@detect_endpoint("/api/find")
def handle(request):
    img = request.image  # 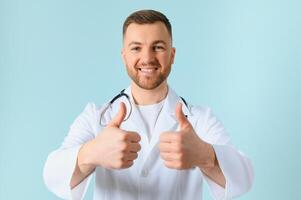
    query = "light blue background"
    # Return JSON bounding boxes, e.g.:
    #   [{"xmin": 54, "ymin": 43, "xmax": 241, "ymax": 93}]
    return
[{"xmin": 1, "ymin": 0, "xmax": 300, "ymax": 199}]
